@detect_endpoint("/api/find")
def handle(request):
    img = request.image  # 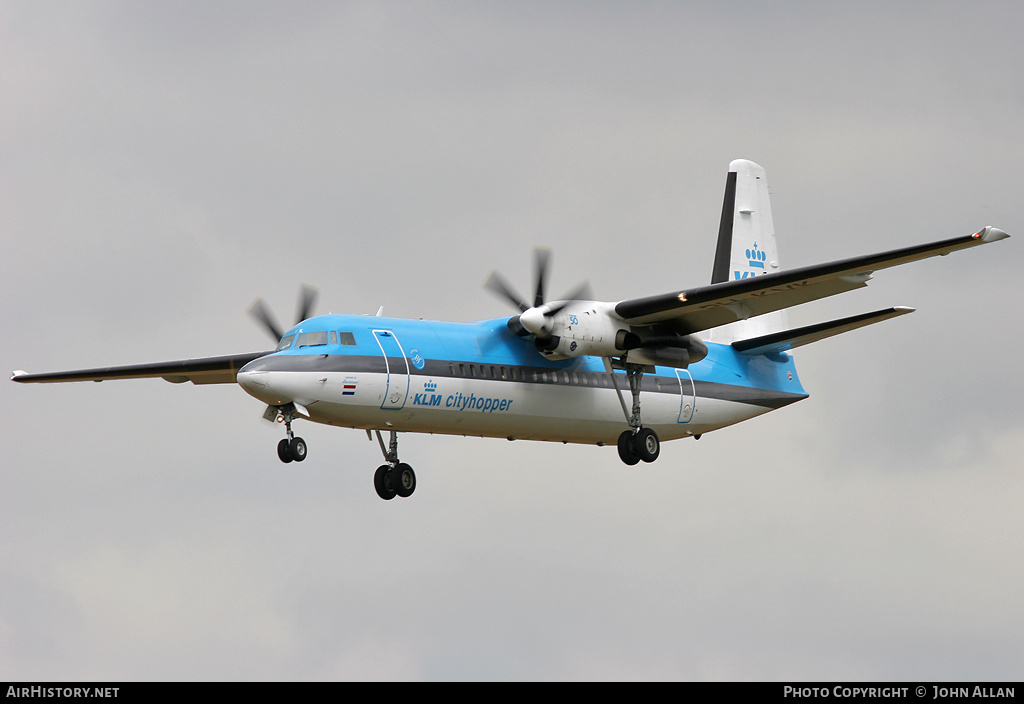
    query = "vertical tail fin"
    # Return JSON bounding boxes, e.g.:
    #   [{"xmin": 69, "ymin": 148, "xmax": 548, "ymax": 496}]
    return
[{"xmin": 708, "ymin": 159, "xmax": 788, "ymax": 343}]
